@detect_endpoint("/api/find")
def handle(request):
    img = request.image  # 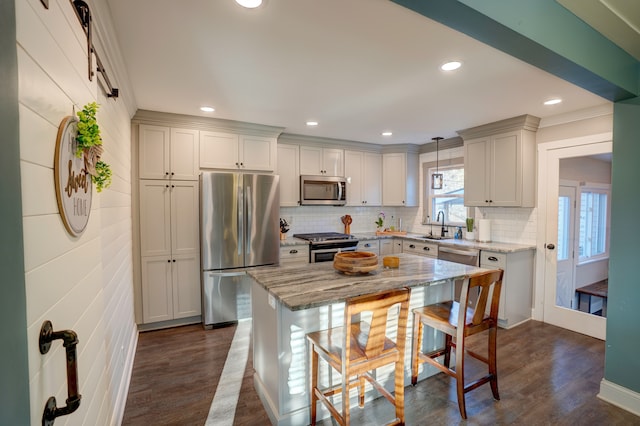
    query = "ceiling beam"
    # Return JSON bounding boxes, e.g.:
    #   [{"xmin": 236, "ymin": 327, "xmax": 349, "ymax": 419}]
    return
[{"xmin": 391, "ymin": 0, "xmax": 639, "ymax": 102}]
